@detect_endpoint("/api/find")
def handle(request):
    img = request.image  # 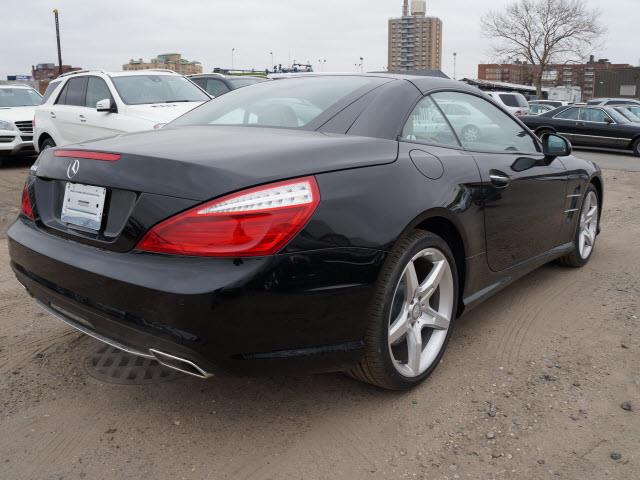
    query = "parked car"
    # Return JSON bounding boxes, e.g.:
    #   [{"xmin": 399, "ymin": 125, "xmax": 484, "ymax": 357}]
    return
[
  {"xmin": 528, "ymin": 103, "xmax": 555, "ymax": 115},
  {"xmin": 485, "ymin": 91, "xmax": 530, "ymax": 116},
  {"xmin": 586, "ymin": 98, "xmax": 640, "ymax": 107},
  {"xmin": 418, "ymin": 100, "xmax": 501, "ymax": 143},
  {"xmin": 10, "ymin": 75, "xmax": 603, "ymax": 390},
  {"xmin": 33, "ymin": 69, "xmax": 211, "ymax": 152},
  {"xmin": 188, "ymin": 73, "xmax": 268, "ymax": 97},
  {"xmin": 0, "ymin": 85, "xmax": 42, "ymax": 163},
  {"xmin": 614, "ymin": 106, "xmax": 640, "ymax": 122},
  {"xmin": 529, "ymin": 100, "xmax": 570, "ymax": 109},
  {"xmin": 521, "ymin": 105, "xmax": 640, "ymax": 156}
]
